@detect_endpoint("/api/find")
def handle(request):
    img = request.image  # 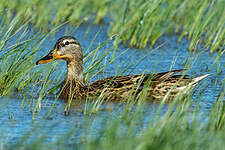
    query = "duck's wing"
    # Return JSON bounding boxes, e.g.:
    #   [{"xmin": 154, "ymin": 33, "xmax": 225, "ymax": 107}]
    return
[
  {"xmin": 87, "ymin": 74, "xmax": 147, "ymax": 100},
  {"xmin": 152, "ymin": 69, "xmax": 186, "ymax": 81},
  {"xmin": 87, "ymin": 69, "xmax": 209, "ymax": 101},
  {"xmin": 88, "ymin": 74, "xmax": 146, "ymax": 90},
  {"xmin": 88, "ymin": 69, "xmax": 187, "ymax": 90}
]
